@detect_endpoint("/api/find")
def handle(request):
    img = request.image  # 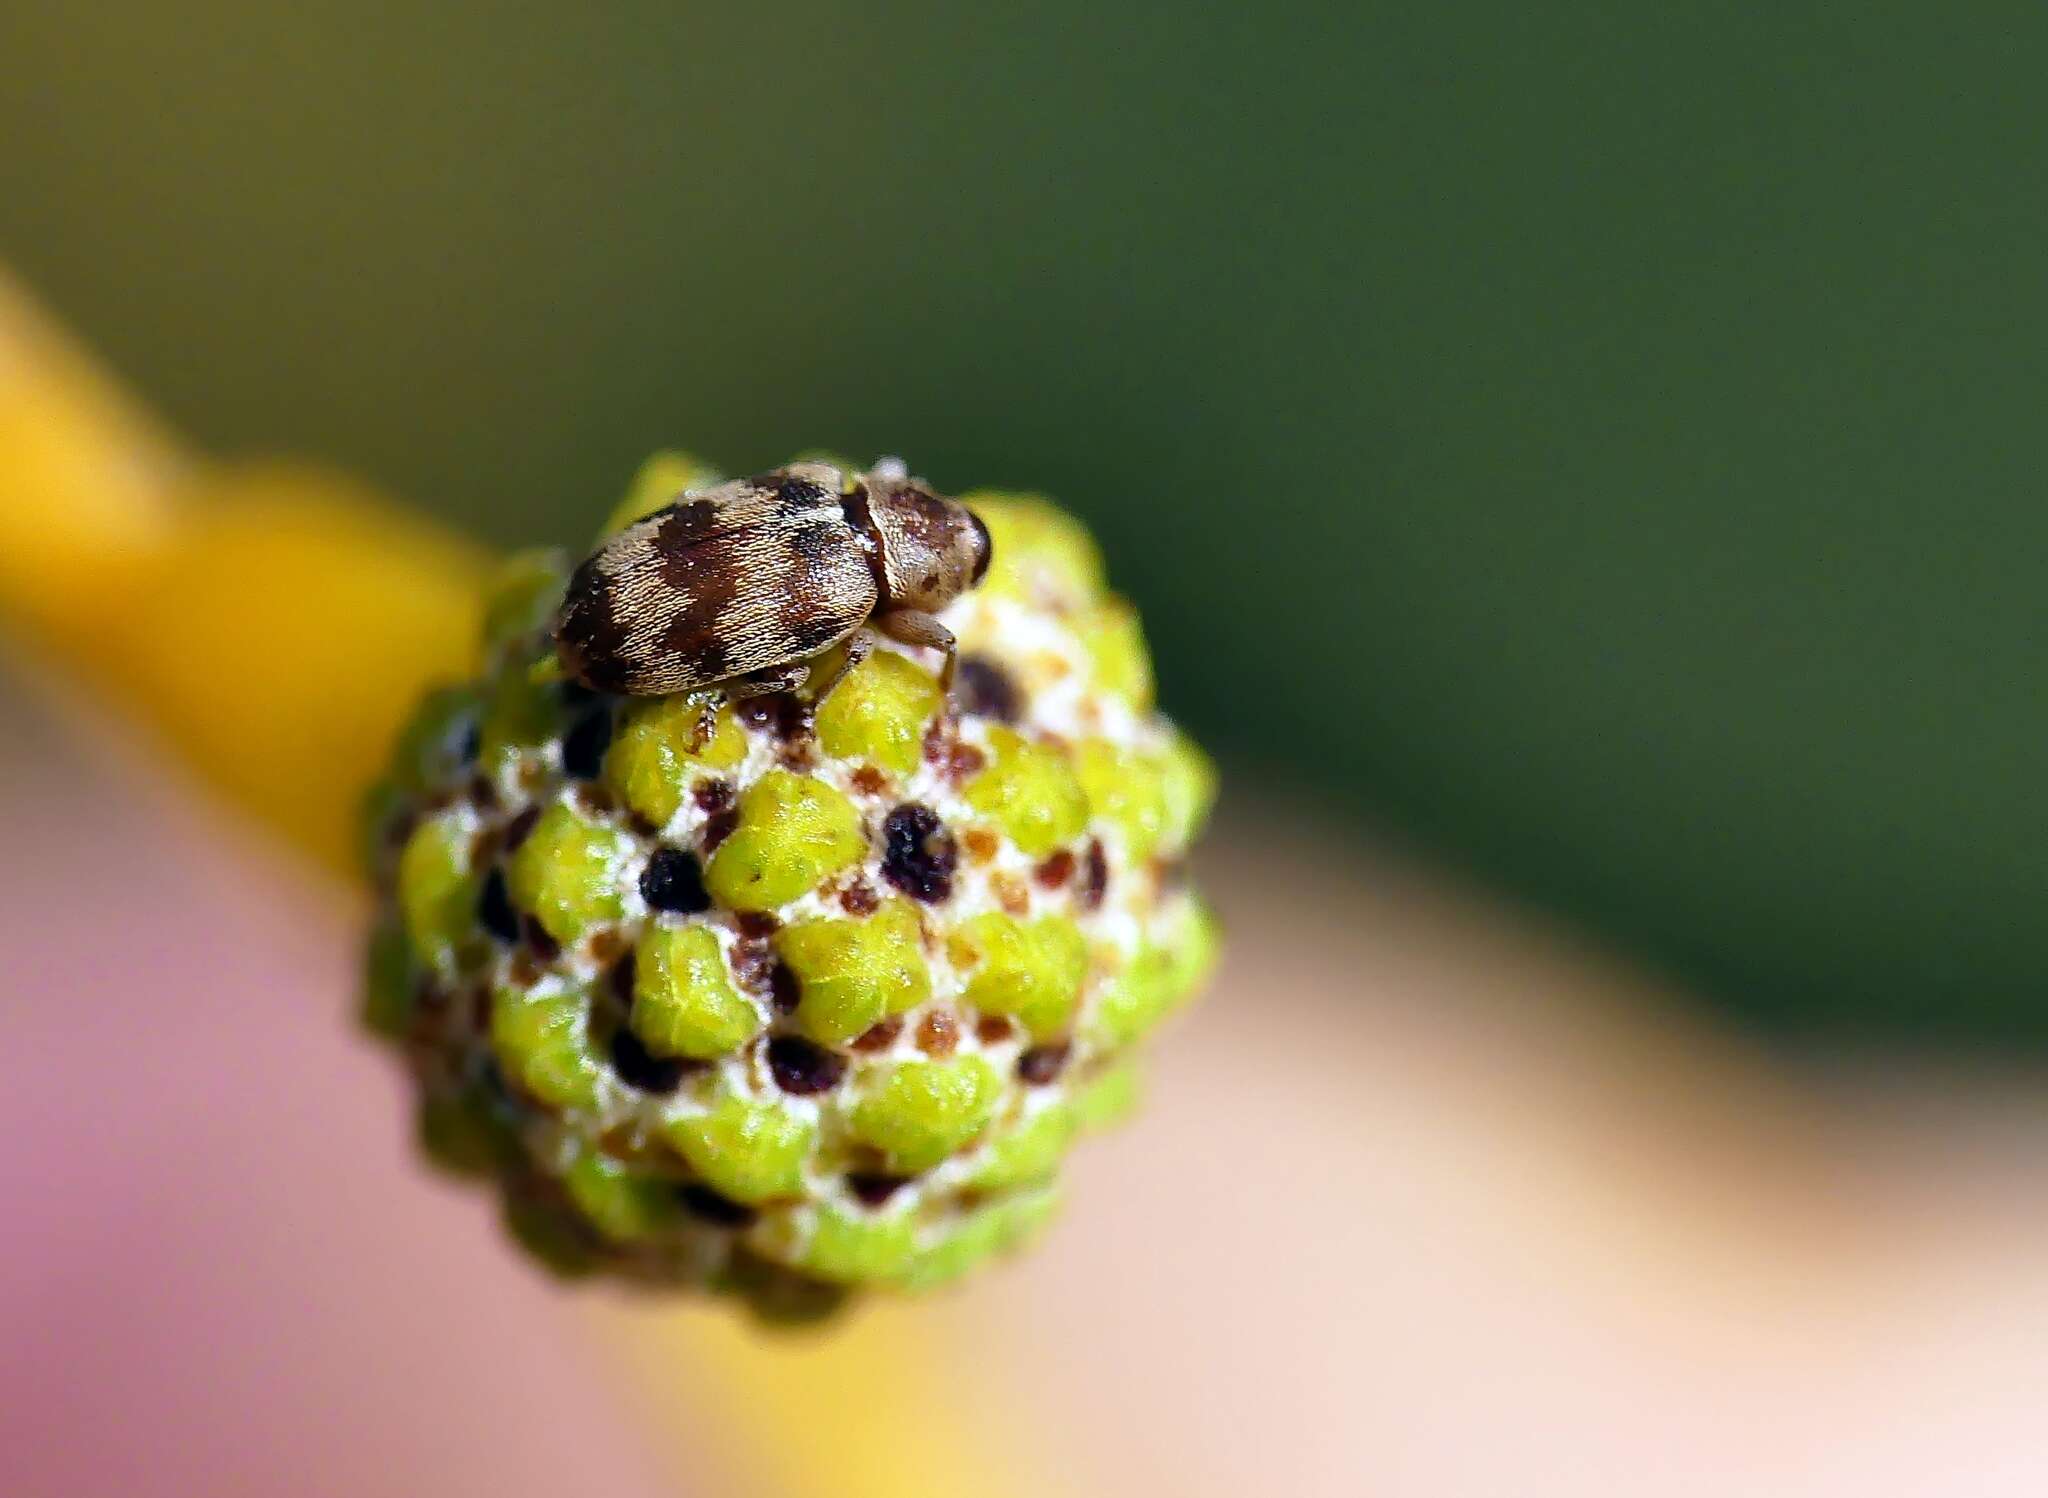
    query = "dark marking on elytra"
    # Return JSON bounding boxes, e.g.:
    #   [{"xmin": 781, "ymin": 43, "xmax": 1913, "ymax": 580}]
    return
[
  {"xmin": 767, "ymin": 473, "xmax": 831, "ymax": 513},
  {"xmin": 658, "ymin": 498, "xmax": 721, "ymax": 546},
  {"xmin": 790, "ymin": 615, "xmax": 844, "ymax": 653},
  {"xmin": 790, "ymin": 522, "xmax": 843, "ymax": 565}
]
